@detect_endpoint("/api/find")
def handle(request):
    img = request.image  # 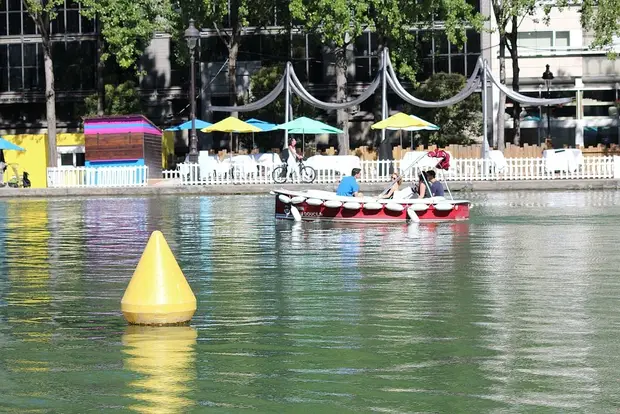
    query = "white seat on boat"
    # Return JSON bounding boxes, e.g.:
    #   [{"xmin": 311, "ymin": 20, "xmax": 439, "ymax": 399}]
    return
[
  {"xmin": 278, "ymin": 194, "xmax": 292, "ymax": 204},
  {"xmin": 385, "ymin": 203, "xmax": 405, "ymax": 212},
  {"xmin": 291, "ymin": 196, "xmax": 306, "ymax": 204},
  {"xmin": 343, "ymin": 202, "xmax": 361, "ymax": 210},
  {"xmin": 434, "ymin": 203, "xmax": 454, "ymax": 211},
  {"xmin": 306, "ymin": 198, "xmax": 323, "ymax": 206},
  {"xmin": 393, "ymin": 187, "xmax": 414, "ymax": 199},
  {"xmin": 363, "ymin": 202, "xmax": 383, "ymax": 210},
  {"xmin": 409, "ymin": 203, "xmax": 428, "ymax": 211},
  {"xmin": 324, "ymin": 200, "xmax": 343, "ymax": 209}
]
